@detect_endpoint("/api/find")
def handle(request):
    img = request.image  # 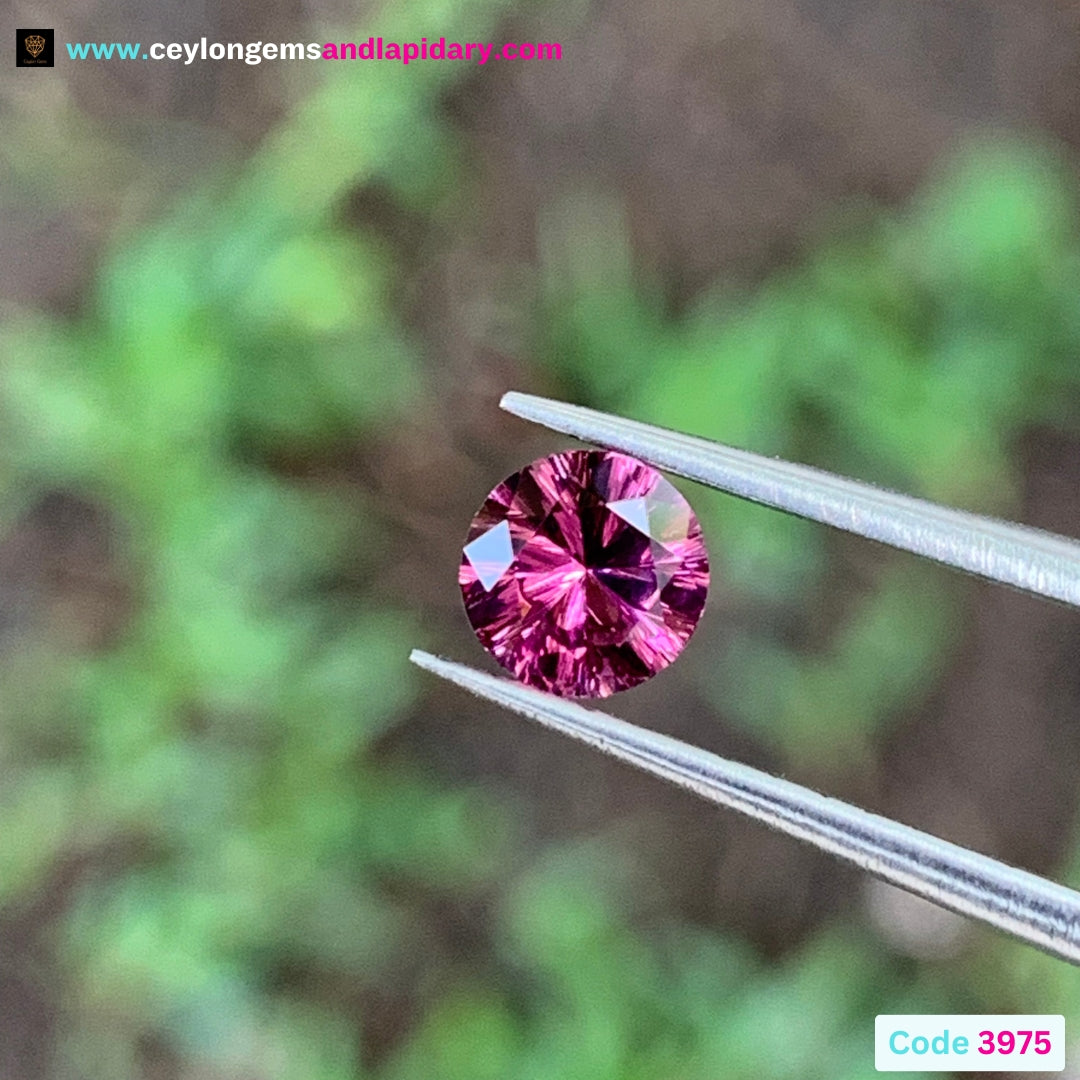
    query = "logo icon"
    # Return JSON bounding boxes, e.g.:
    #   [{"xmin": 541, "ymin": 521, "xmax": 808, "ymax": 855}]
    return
[{"xmin": 16, "ymin": 28, "xmax": 54, "ymax": 67}]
